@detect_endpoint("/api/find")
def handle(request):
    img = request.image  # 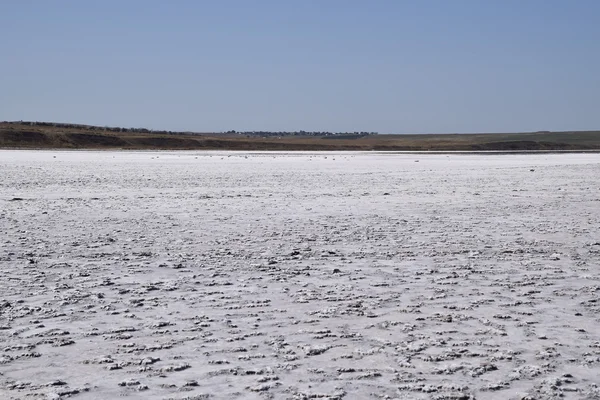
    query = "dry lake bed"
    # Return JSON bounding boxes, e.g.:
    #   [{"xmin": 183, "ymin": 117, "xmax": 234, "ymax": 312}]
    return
[{"xmin": 1, "ymin": 150, "xmax": 600, "ymax": 400}]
